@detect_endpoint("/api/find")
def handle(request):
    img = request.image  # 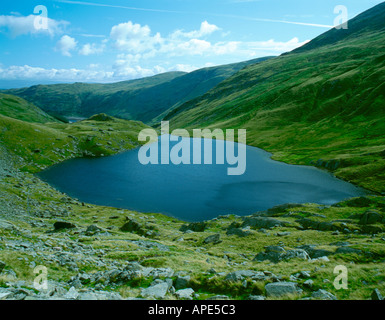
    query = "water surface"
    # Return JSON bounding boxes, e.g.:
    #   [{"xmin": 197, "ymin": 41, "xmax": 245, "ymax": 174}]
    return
[{"xmin": 38, "ymin": 136, "xmax": 366, "ymax": 222}]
